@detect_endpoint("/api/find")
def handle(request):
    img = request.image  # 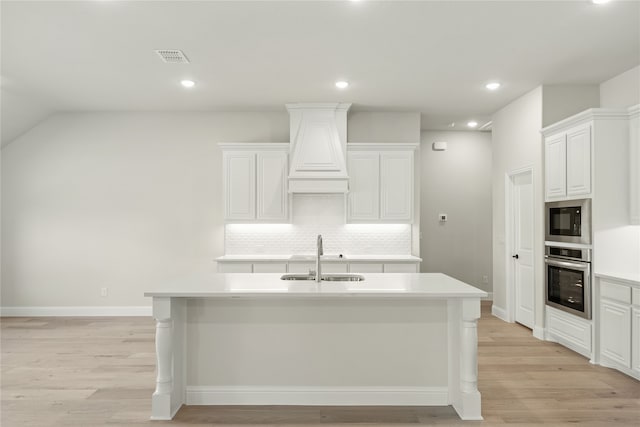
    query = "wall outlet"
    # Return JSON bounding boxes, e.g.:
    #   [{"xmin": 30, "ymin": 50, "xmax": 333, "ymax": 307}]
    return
[
  {"xmin": 482, "ymin": 275, "xmax": 489, "ymax": 284},
  {"xmin": 100, "ymin": 287, "xmax": 108, "ymax": 297}
]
